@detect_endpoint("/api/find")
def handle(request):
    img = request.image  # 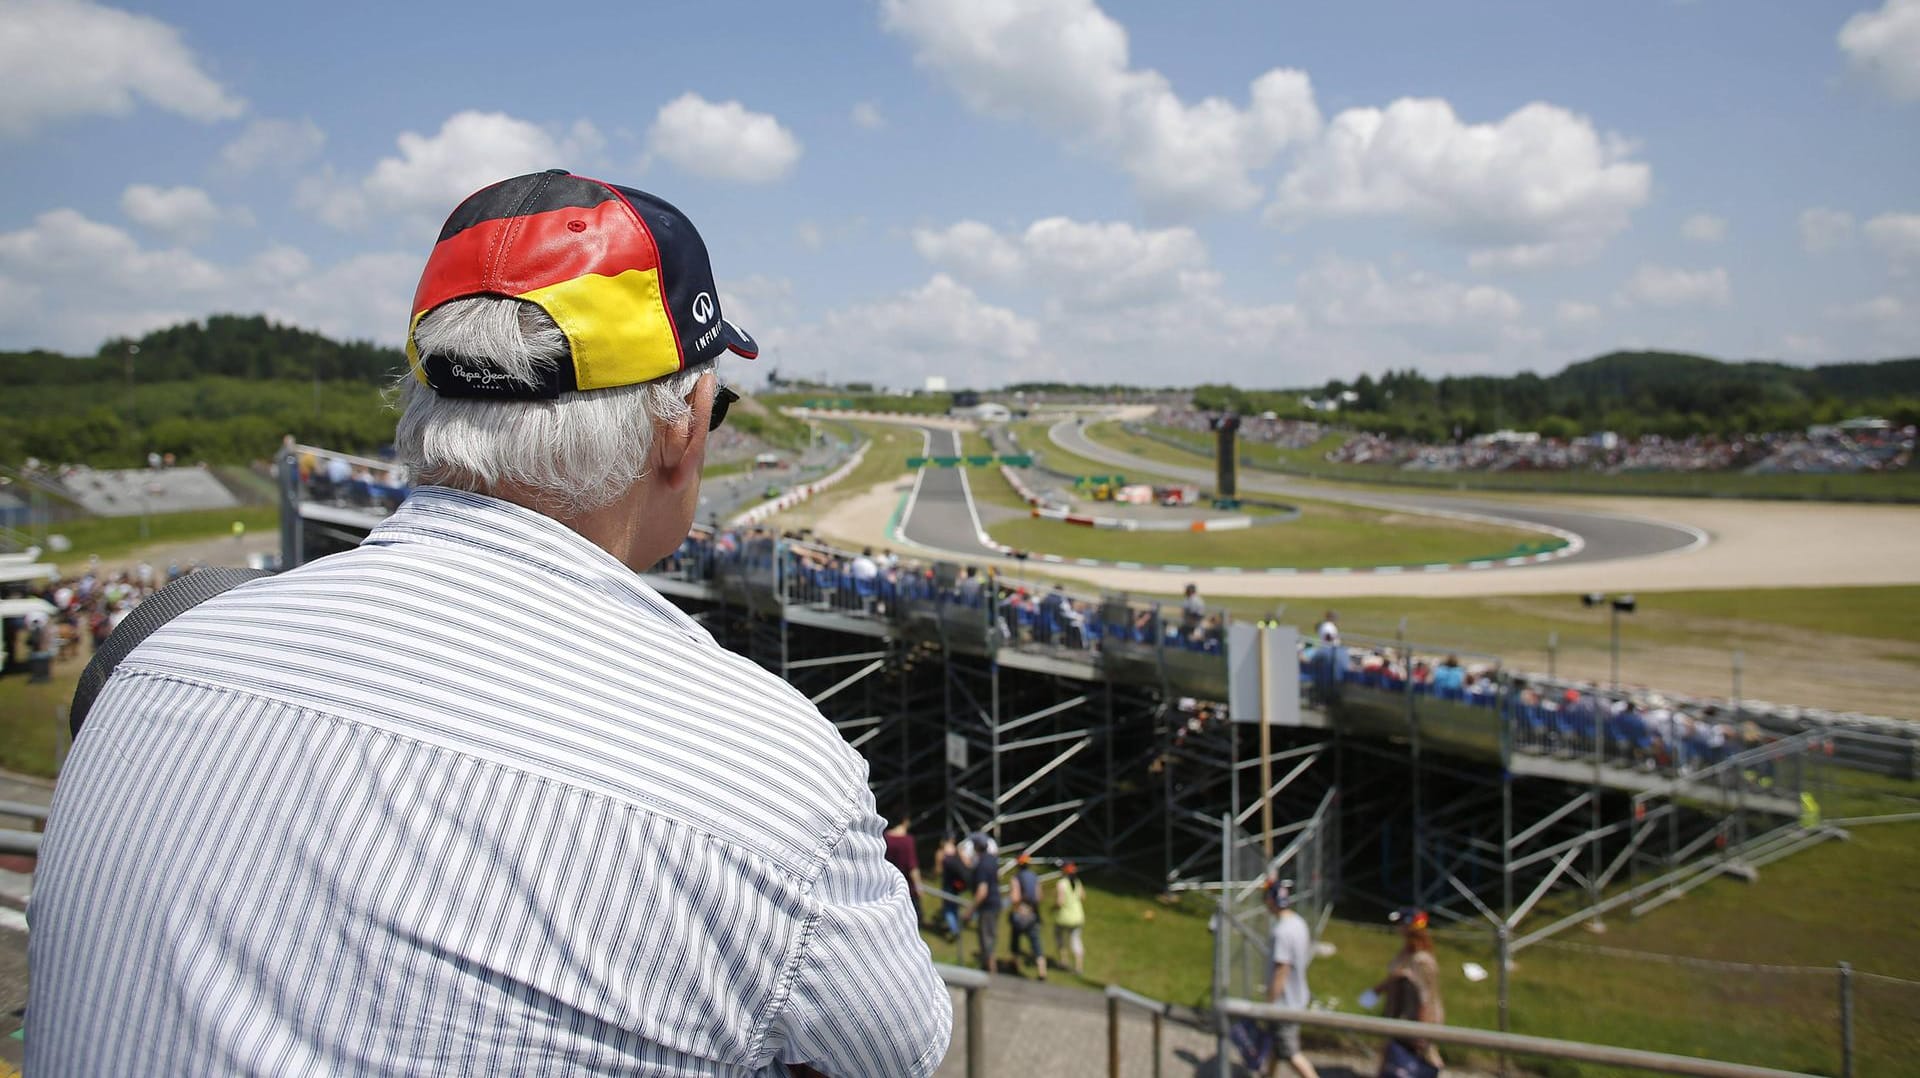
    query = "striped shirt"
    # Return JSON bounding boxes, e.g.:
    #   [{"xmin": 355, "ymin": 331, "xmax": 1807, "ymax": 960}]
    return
[{"xmin": 28, "ymin": 487, "xmax": 951, "ymax": 1077}]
